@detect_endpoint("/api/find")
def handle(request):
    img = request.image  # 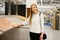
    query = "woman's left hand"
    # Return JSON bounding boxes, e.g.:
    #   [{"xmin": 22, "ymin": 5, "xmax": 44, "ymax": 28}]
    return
[{"xmin": 40, "ymin": 32, "xmax": 44, "ymax": 39}]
